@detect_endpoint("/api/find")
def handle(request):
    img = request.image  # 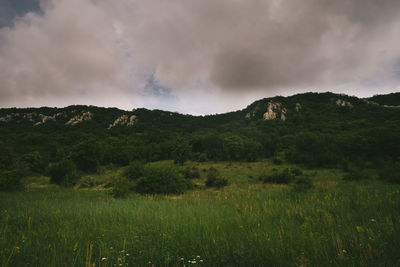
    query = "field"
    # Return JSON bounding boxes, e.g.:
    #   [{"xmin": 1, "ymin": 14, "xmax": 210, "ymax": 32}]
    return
[{"xmin": 1, "ymin": 161, "xmax": 399, "ymax": 266}]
